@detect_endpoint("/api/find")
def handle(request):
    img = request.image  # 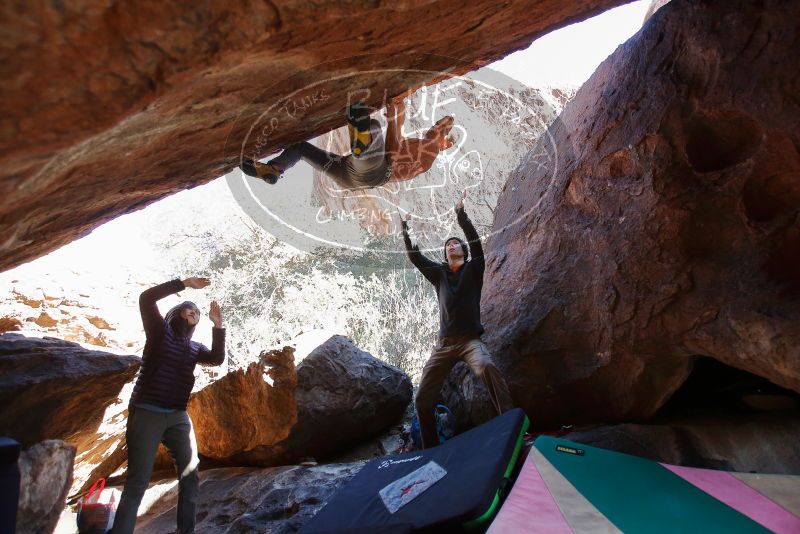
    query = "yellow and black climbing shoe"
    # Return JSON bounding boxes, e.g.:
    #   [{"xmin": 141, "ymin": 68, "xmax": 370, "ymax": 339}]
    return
[
  {"xmin": 348, "ymin": 124, "xmax": 372, "ymax": 156},
  {"xmin": 346, "ymin": 102, "xmax": 372, "ymax": 156},
  {"xmin": 240, "ymin": 158, "xmax": 281, "ymax": 184}
]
